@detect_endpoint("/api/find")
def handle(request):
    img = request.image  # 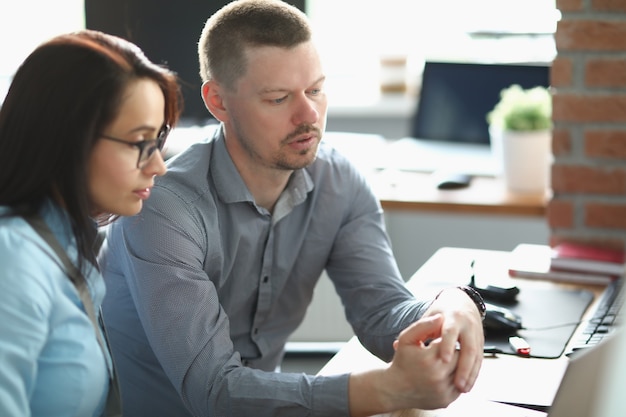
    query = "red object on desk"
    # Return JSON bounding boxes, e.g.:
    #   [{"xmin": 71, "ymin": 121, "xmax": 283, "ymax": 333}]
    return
[
  {"xmin": 551, "ymin": 243, "xmax": 626, "ymax": 276},
  {"xmin": 508, "ymin": 244, "xmax": 613, "ymax": 285},
  {"xmin": 509, "ymin": 336, "xmax": 531, "ymax": 356}
]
